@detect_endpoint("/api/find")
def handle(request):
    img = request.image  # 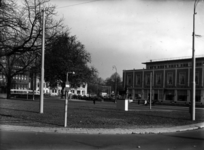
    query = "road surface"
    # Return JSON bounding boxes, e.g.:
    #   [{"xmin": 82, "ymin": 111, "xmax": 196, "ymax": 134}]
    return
[{"xmin": 1, "ymin": 128, "xmax": 204, "ymax": 150}]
